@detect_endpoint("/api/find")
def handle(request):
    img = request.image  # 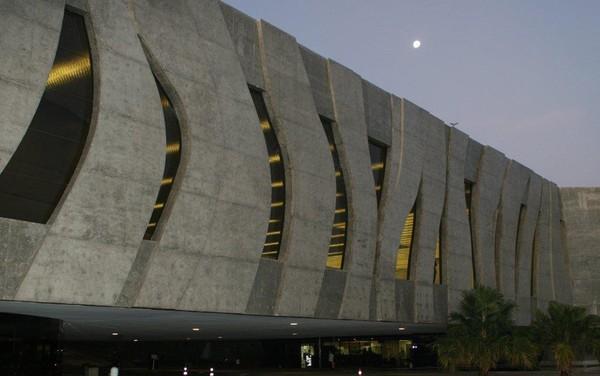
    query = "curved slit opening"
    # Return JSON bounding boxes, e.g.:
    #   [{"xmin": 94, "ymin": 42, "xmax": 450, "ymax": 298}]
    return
[
  {"xmin": 0, "ymin": 9, "xmax": 93, "ymax": 224},
  {"xmin": 396, "ymin": 205, "xmax": 416, "ymax": 280},
  {"xmin": 143, "ymin": 75, "xmax": 182, "ymax": 240},
  {"xmin": 368, "ymin": 139, "xmax": 387, "ymax": 205},
  {"xmin": 321, "ymin": 116, "xmax": 348, "ymax": 270},
  {"xmin": 249, "ymin": 87, "xmax": 285, "ymax": 259}
]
